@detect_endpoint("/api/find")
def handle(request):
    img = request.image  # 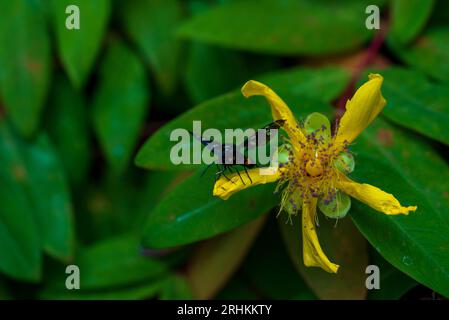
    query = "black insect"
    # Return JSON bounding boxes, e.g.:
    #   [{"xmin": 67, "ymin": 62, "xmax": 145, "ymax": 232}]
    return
[{"xmin": 190, "ymin": 119, "xmax": 285, "ymax": 185}]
